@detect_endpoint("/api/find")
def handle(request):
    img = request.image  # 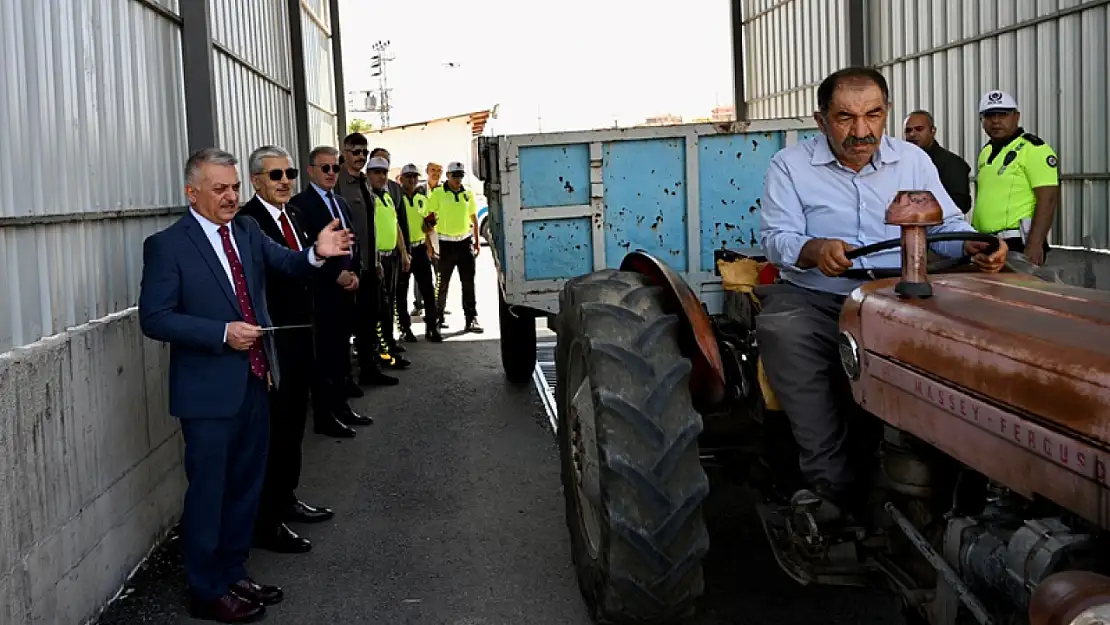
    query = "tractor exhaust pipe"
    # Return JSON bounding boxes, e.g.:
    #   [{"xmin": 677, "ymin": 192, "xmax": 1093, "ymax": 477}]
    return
[{"xmin": 885, "ymin": 191, "xmax": 943, "ymax": 299}]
